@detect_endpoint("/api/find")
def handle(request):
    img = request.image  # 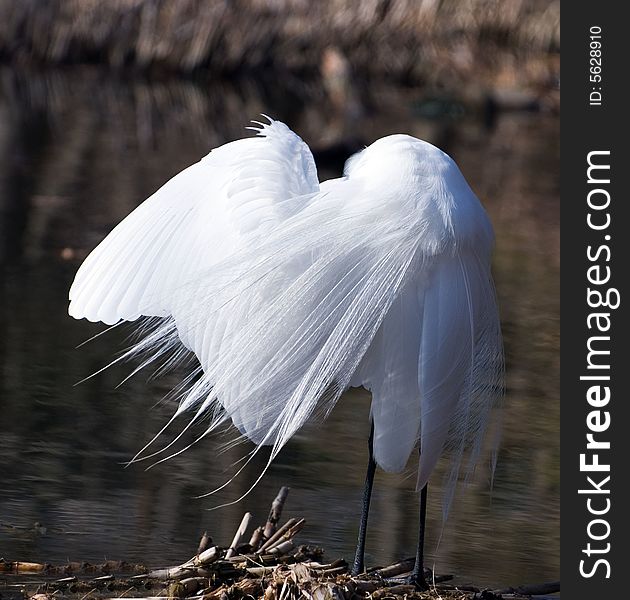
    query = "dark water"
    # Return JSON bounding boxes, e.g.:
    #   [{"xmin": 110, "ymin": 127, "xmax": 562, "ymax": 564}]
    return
[{"xmin": 0, "ymin": 67, "xmax": 559, "ymax": 588}]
